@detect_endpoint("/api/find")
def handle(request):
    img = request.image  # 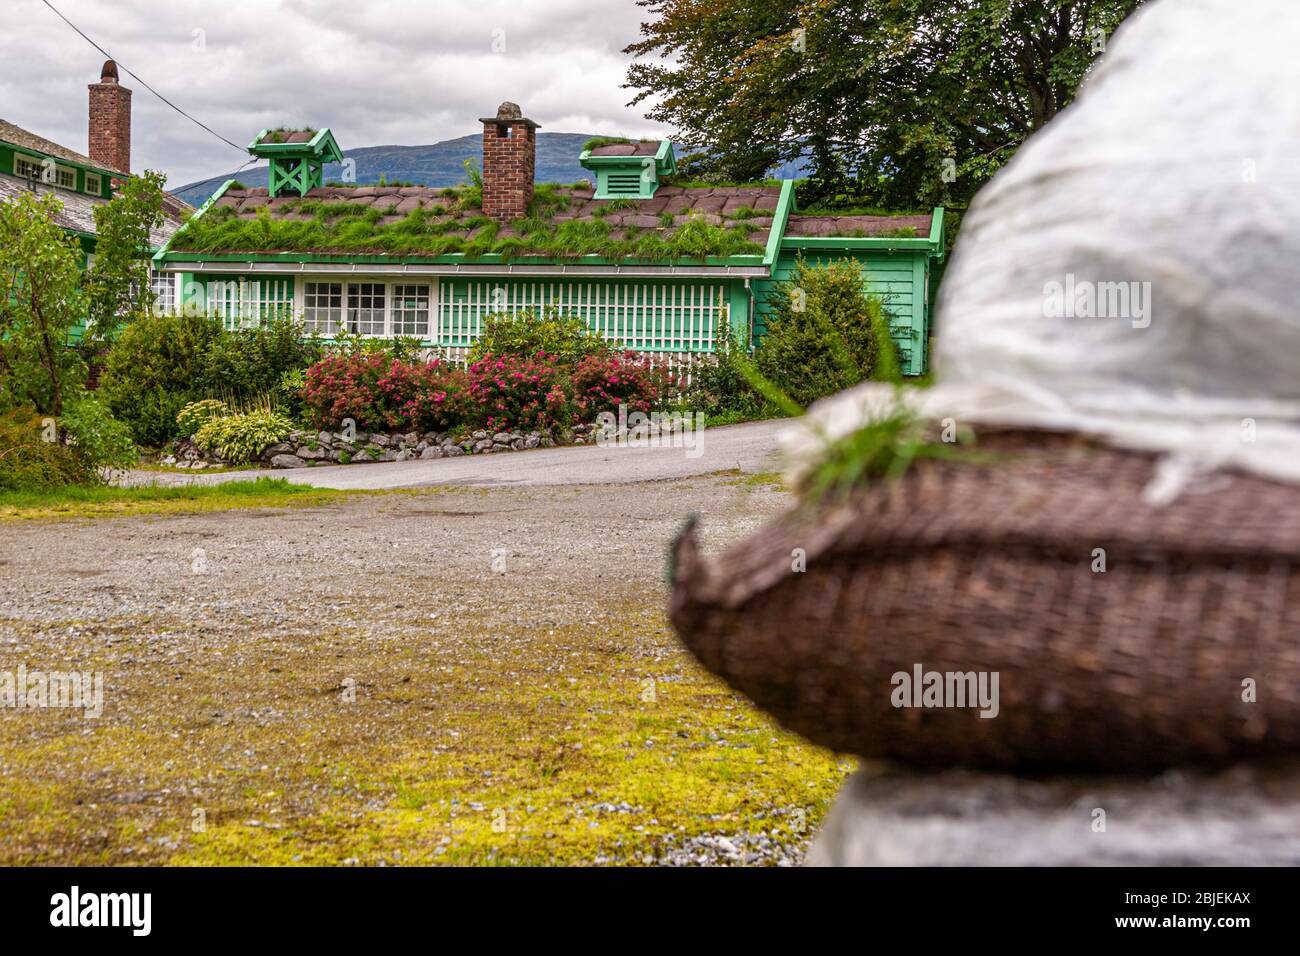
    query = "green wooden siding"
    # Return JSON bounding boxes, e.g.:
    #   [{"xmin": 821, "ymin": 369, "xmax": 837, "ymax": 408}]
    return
[{"xmin": 752, "ymin": 248, "xmax": 932, "ymax": 376}]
